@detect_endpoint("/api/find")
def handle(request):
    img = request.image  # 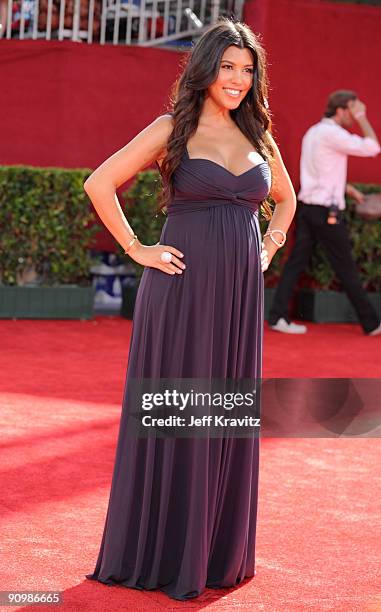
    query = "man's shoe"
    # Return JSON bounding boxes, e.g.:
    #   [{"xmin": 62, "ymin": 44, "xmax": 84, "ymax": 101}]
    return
[
  {"xmin": 368, "ymin": 323, "xmax": 381, "ymax": 336},
  {"xmin": 269, "ymin": 318, "xmax": 307, "ymax": 334}
]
